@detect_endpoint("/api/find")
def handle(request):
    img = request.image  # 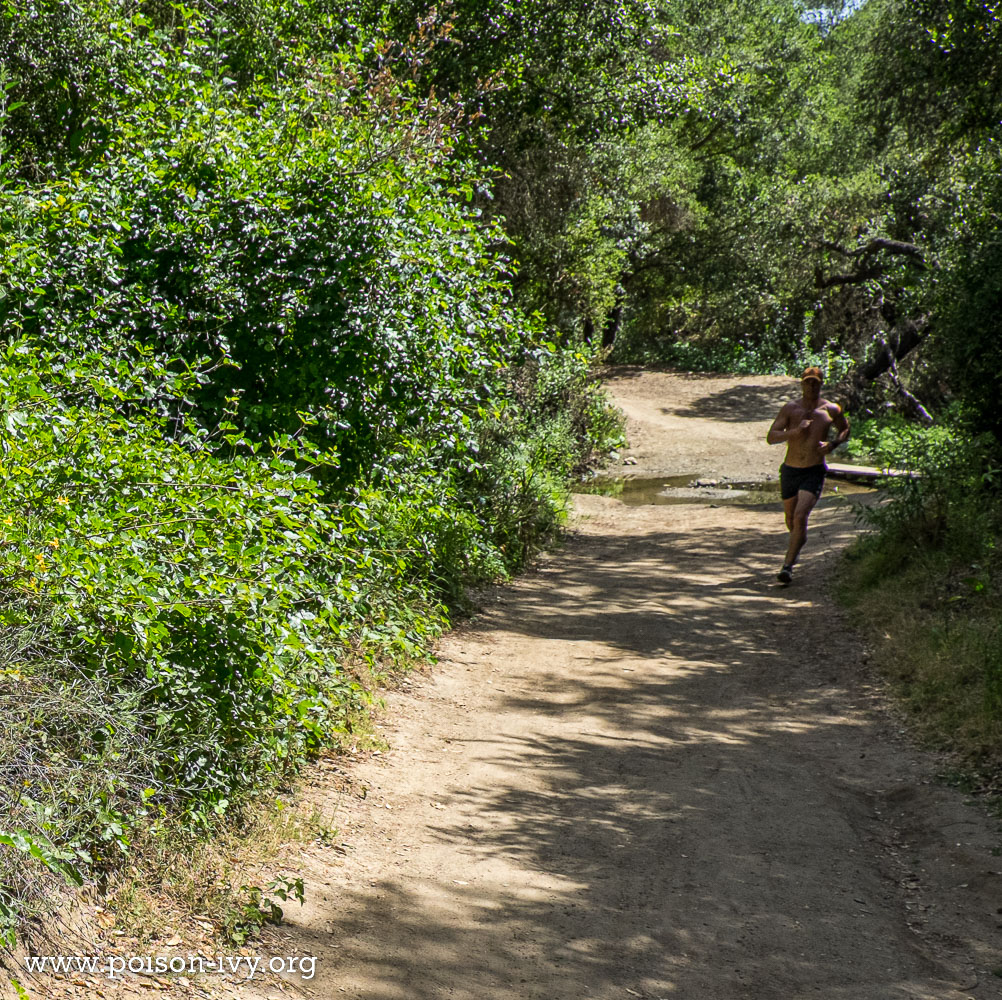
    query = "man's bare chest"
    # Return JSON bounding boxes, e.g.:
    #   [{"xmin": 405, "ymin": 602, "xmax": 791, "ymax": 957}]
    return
[{"xmin": 792, "ymin": 405, "xmax": 832, "ymax": 437}]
